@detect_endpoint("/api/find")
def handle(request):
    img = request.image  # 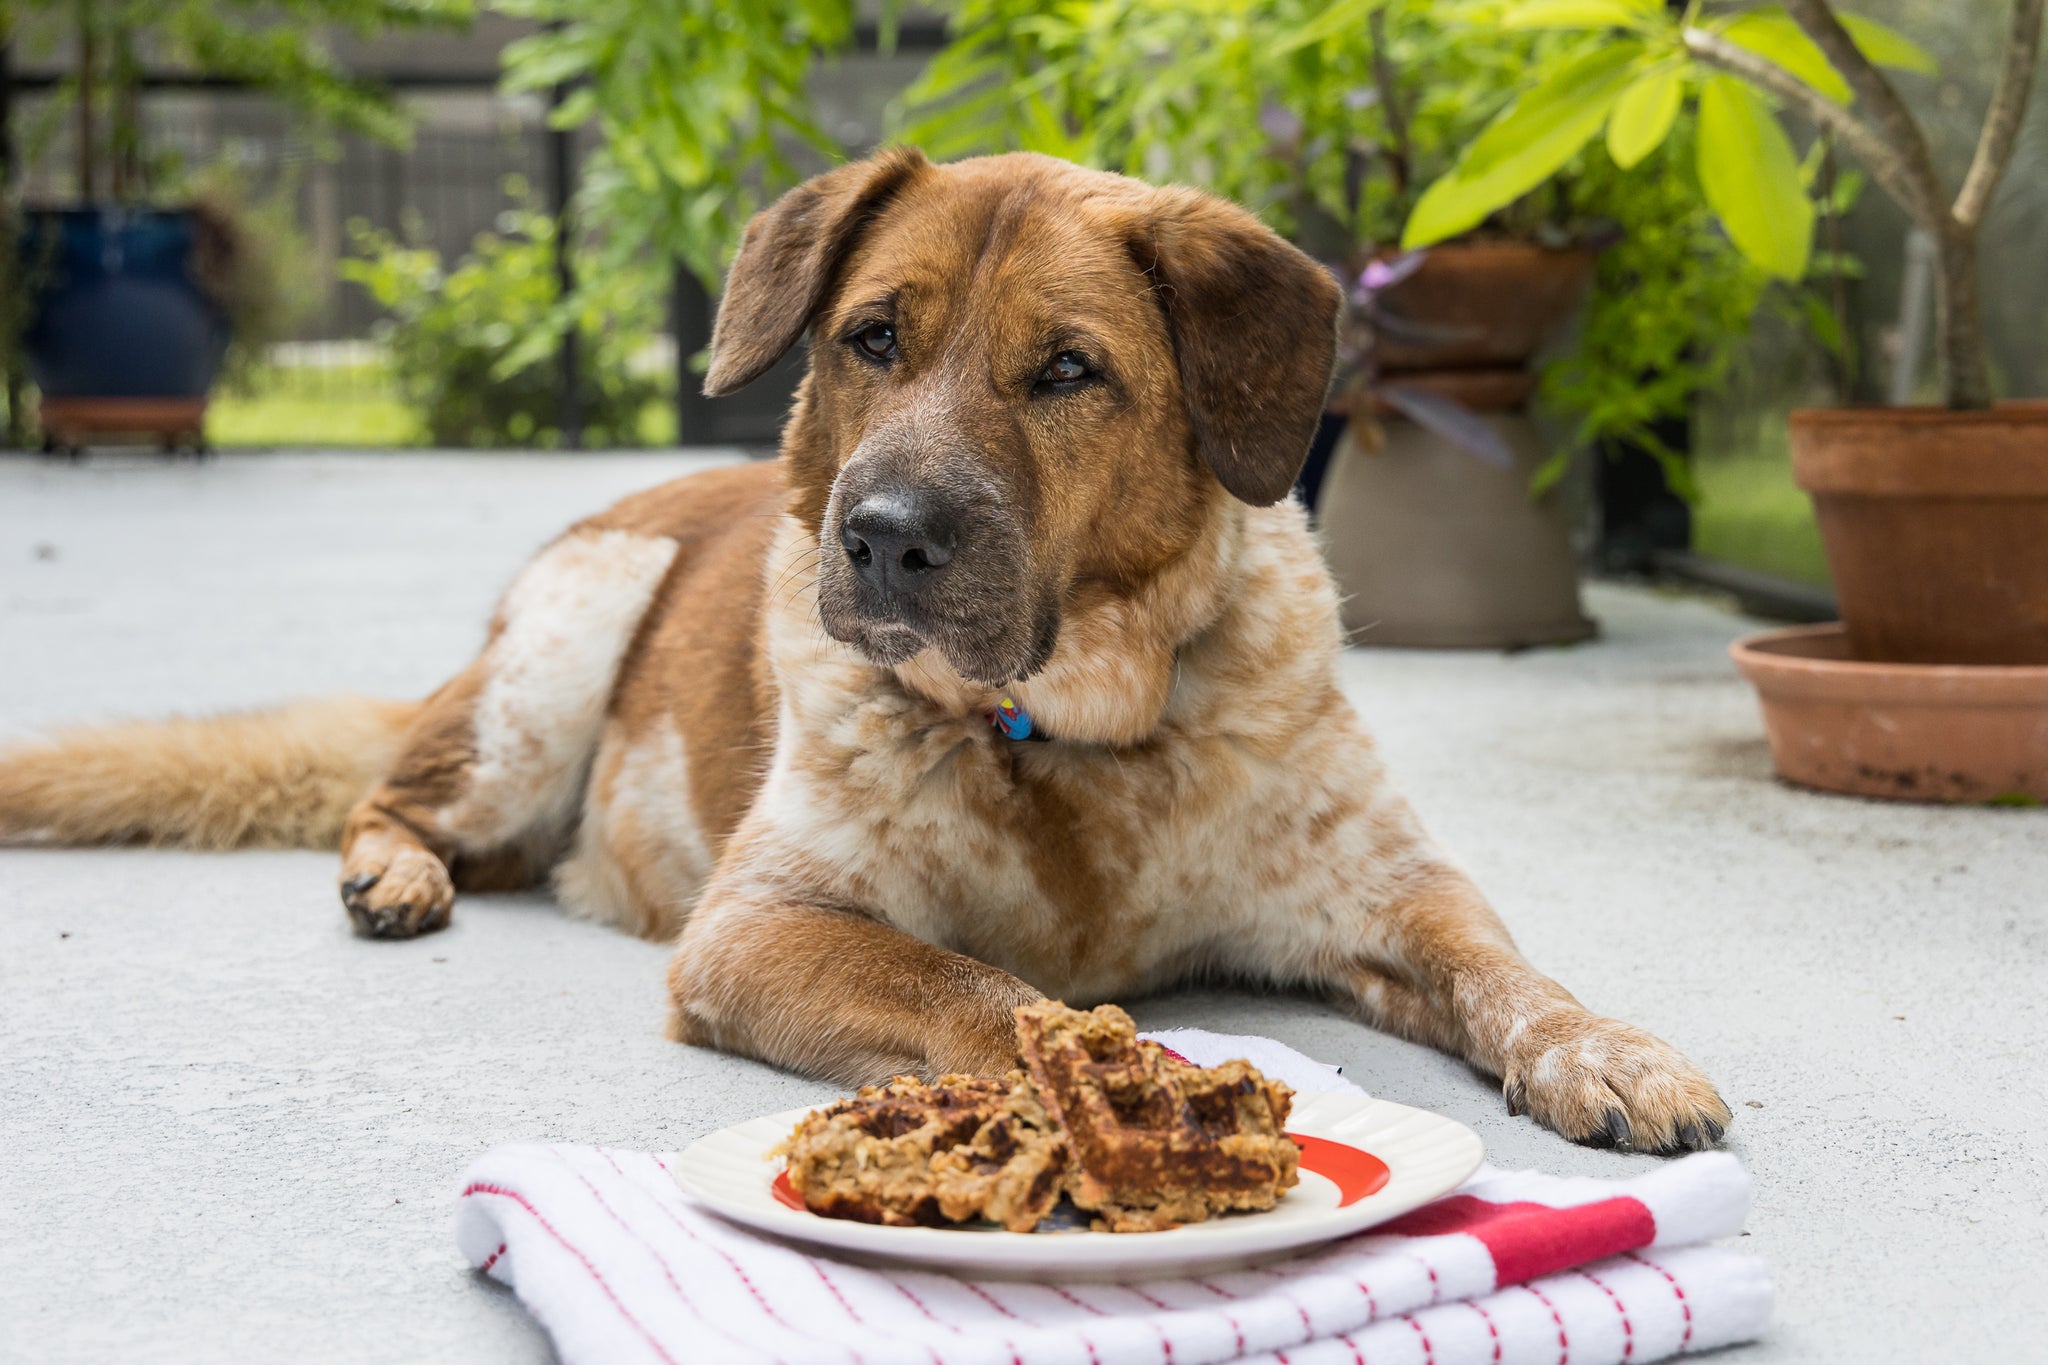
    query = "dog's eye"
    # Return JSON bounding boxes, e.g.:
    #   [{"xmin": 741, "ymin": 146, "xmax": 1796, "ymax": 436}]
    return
[
  {"xmin": 850, "ymin": 322, "xmax": 898, "ymax": 363},
  {"xmin": 1039, "ymin": 352, "xmax": 1093, "ymax": 389}
]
